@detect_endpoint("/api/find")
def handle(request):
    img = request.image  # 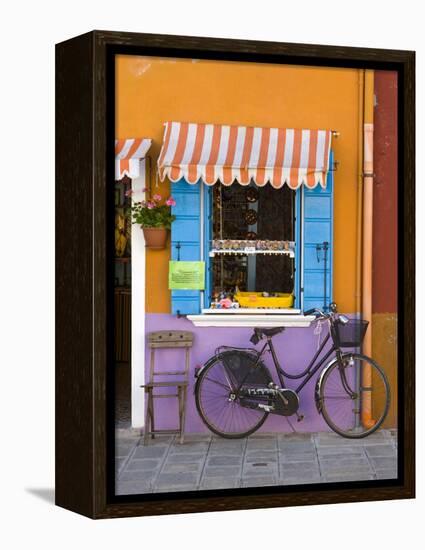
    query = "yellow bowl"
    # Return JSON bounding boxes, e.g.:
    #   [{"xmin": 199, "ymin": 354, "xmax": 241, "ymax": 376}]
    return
[{"xmin": 234, "ymin": 292, "xmax": 294, "ymax": 309}]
